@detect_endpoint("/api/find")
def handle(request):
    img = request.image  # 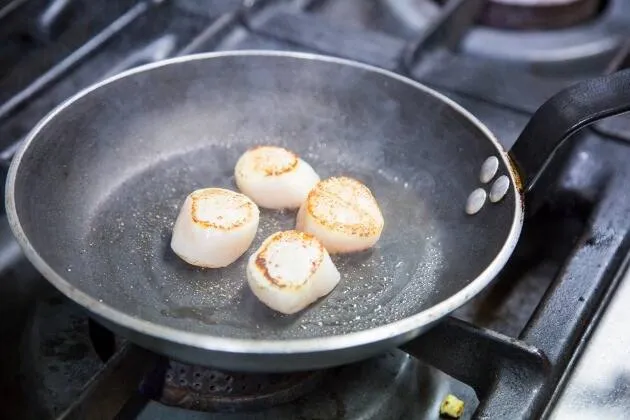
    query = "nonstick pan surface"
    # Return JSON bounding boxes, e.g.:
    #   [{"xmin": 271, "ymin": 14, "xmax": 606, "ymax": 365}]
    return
[{"xmin": 6, "ymin": 52, "xmax": 523, "ymax": 370}]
